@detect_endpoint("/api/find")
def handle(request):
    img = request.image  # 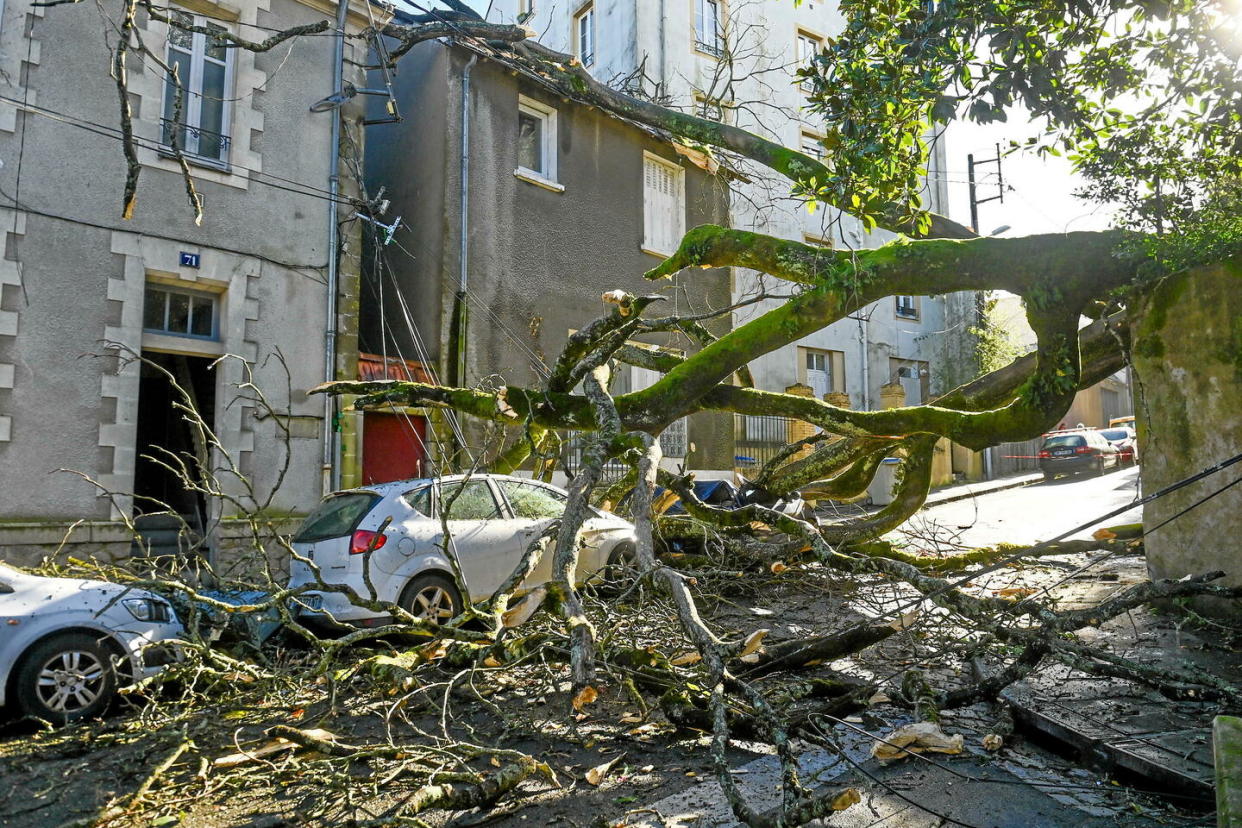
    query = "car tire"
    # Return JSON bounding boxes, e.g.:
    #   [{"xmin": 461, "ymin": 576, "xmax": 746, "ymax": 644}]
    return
[
  {"xmin": 604, "ymin": 542, "xmax": 639, "ymax": 586},
  {"xmin": 13, "ymin": 632, "xmax": 118, "ymax": 725},
  {"xmin": 1043, "ymin": 471, "xmax": 1055, "ymax": 482},
  {"xmin": 398, "ymin": 573, "xmax": 462, "ymax": 626}
]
